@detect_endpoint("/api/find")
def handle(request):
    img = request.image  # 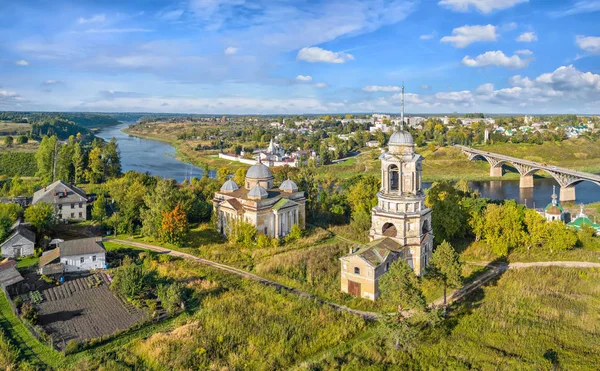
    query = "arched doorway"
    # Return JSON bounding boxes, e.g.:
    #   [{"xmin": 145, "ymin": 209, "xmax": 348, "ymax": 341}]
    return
[
  {"xmin": 389, "ymin": 164, "xmax": 399, "ymax": 191},
  {"xmin": 382, "ymin": 222, "xmax": 397, "ymax": 237}
]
